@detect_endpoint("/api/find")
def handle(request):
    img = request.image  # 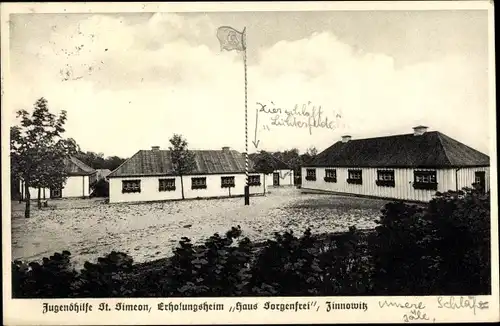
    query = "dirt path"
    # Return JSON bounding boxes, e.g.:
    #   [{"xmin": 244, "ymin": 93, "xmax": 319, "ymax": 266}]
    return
[{"xmin": 10, "ymin": 188, "xmax": 387, "ymax": 269}]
